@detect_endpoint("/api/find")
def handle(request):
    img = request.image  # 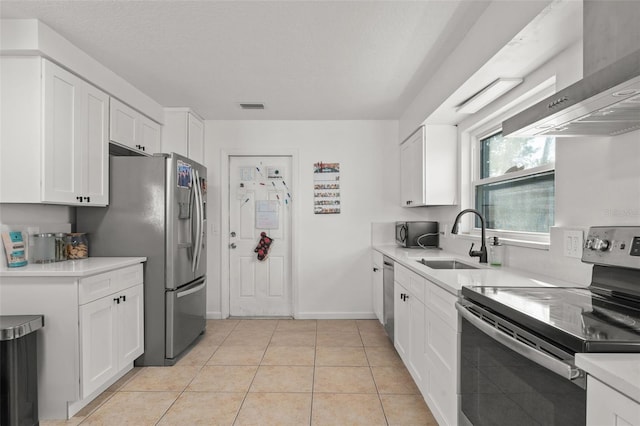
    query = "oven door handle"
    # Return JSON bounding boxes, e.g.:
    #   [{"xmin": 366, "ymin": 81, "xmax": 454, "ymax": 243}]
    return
[{"xmin": 456, "ymin": 302, "xmax": 585, "ymax": 386}]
